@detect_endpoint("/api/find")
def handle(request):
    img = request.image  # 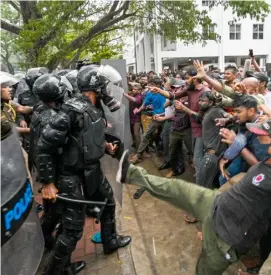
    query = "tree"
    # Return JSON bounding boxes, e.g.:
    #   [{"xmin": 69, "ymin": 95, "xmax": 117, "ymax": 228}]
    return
[{"xmin": 1, "ymin": 0, "xmax": 270, "ymax": 71}]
